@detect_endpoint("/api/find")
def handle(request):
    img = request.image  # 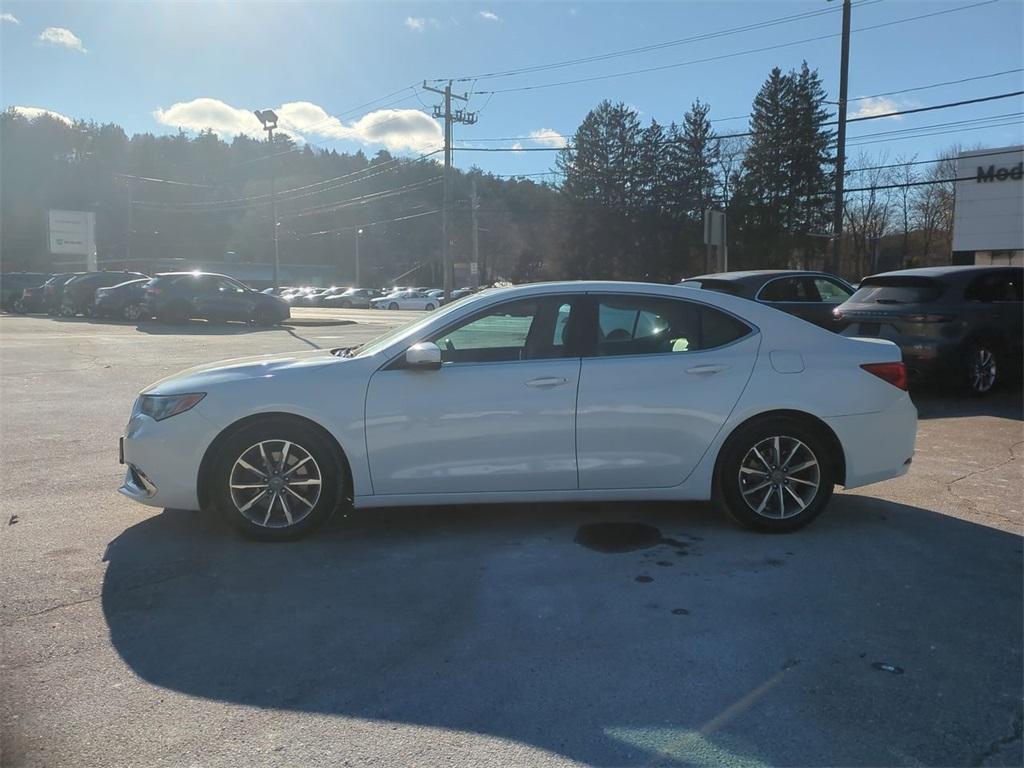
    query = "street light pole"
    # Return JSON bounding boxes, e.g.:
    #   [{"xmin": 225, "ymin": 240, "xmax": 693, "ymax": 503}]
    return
[
  {"xmin": 355, "ymin": 228, "xmax": 363, "ymax": 287},
  {"xmin": 254, "ymin": 109, "xmax": 281, "ymax": 290}
]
